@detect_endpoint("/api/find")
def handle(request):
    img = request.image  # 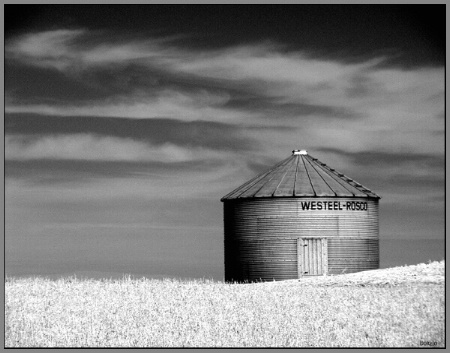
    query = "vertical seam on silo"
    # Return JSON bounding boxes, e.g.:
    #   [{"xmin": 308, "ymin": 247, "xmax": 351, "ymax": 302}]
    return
[
  {"xmin": 272, "ymin": 157, "xmax": 295, "ymax": 197},
  {"xmin": 292, "ymin": 155, "xmax": 300, "ymax": 196},
  {"xmin": 301, "ymin": 155, "xmax": 316, "ymax": 196},
  {"xmin": 247, "ymin": 156, "xmax": 294, "ymax": 197},
  {"xmin": 305, "ymin": 157, "xmax": 337, "ymax": 196},
  {"xmin": 313, "ymin": 162, "xmax": 356, "ymax": 196},
  {"xmin": 314, "ymin": 162, "xmax": 357, "ymax": 196}
]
